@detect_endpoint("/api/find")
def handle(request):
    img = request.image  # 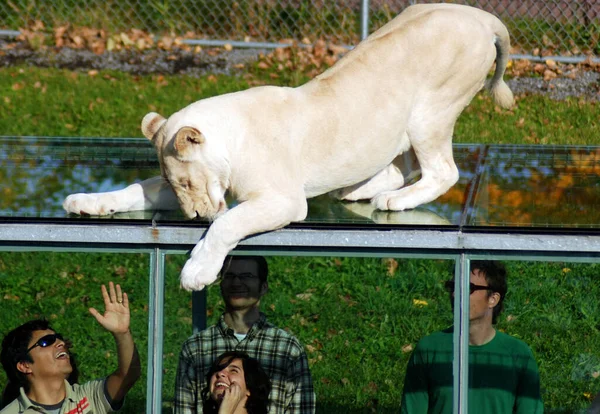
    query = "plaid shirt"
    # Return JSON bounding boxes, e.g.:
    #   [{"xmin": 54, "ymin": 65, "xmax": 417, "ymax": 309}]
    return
[{"xmin": 174, "ymin": 313, "xmax": 315, "ymax": 414}]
